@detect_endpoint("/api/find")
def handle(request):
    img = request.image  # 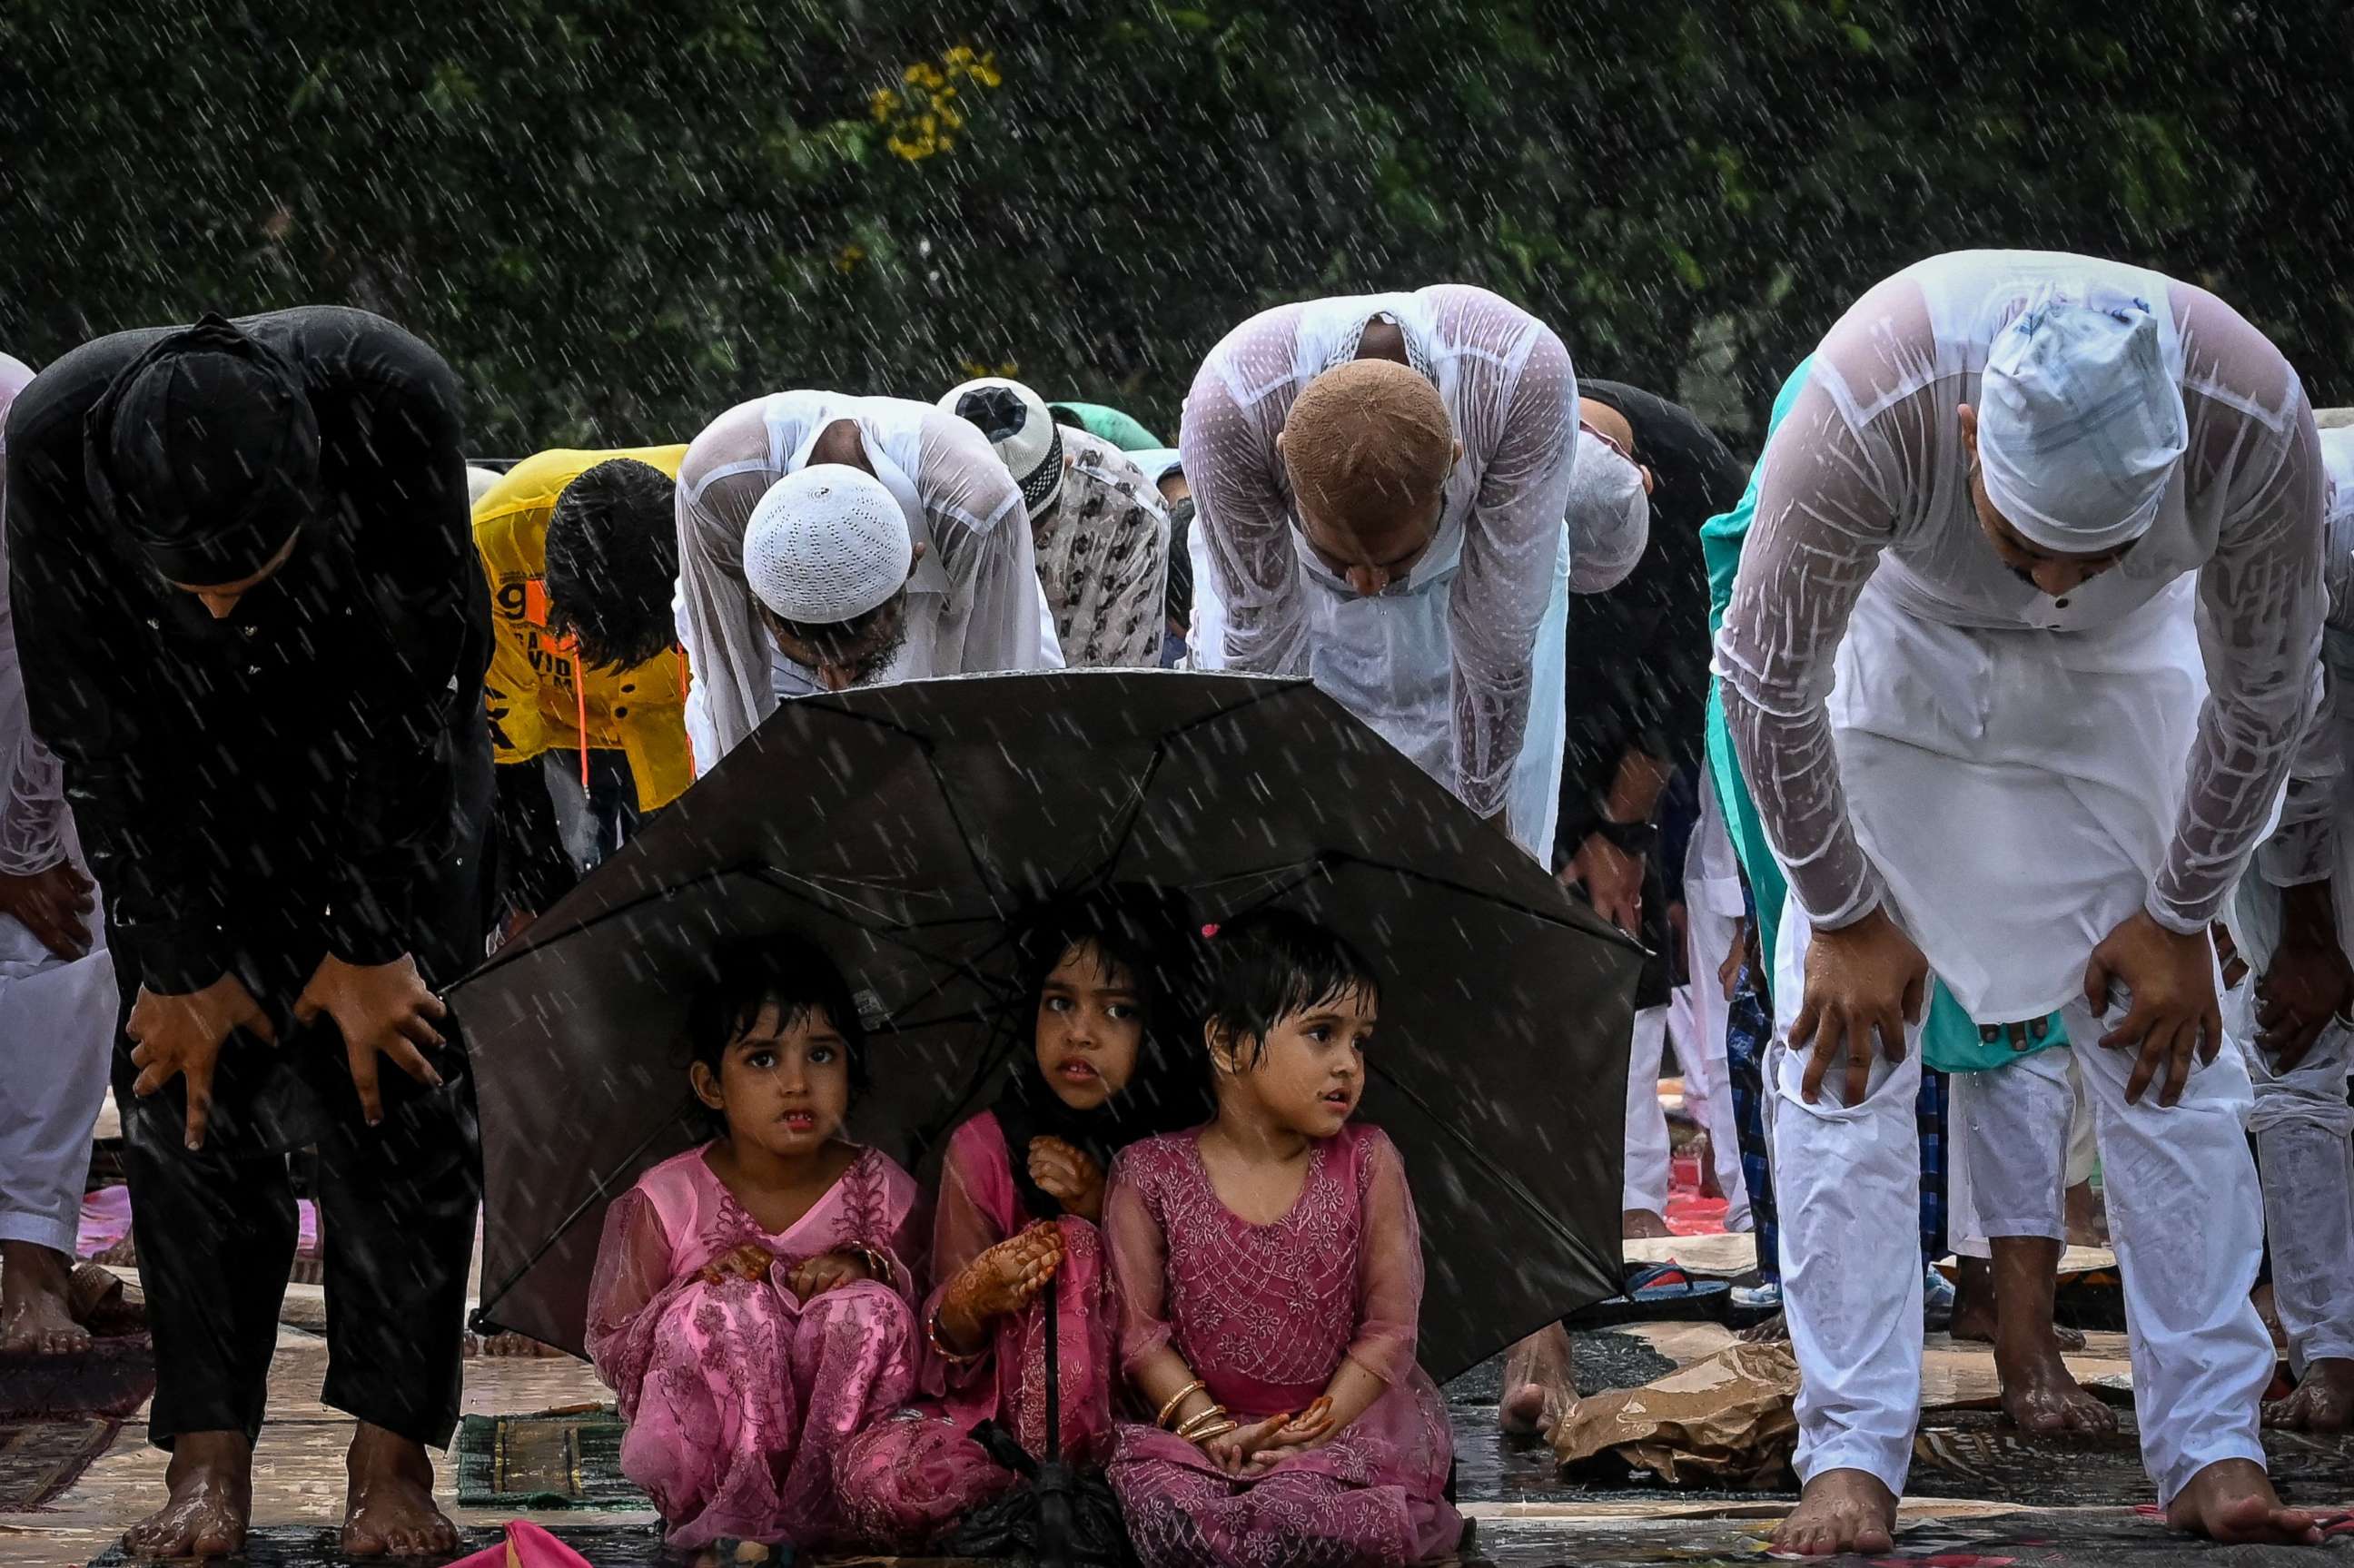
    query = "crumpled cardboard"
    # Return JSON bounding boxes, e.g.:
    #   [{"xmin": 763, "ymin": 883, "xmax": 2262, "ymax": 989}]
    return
[{"xmin": 1552, "ymin": 1341, "xmax": 1801, "ymax": 1488}]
